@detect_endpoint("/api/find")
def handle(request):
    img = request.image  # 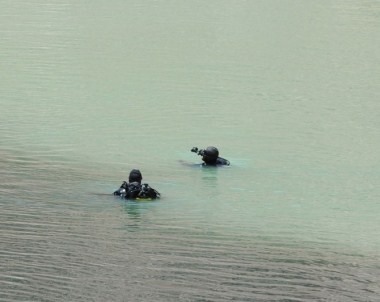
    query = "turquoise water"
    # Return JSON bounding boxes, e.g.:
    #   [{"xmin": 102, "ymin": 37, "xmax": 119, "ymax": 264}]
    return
[{"xmin": 1, "ymin": 1, "xmax": 380, "ymax": 301}]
